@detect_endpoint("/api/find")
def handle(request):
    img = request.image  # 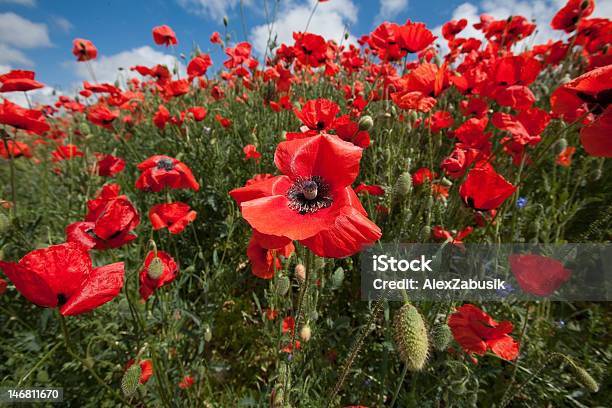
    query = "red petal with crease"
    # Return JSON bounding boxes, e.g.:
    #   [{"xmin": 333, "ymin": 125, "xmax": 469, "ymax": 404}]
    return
[{"xmin": 0, "ymin": 261, "xmax": 57, "ymax": 308}]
